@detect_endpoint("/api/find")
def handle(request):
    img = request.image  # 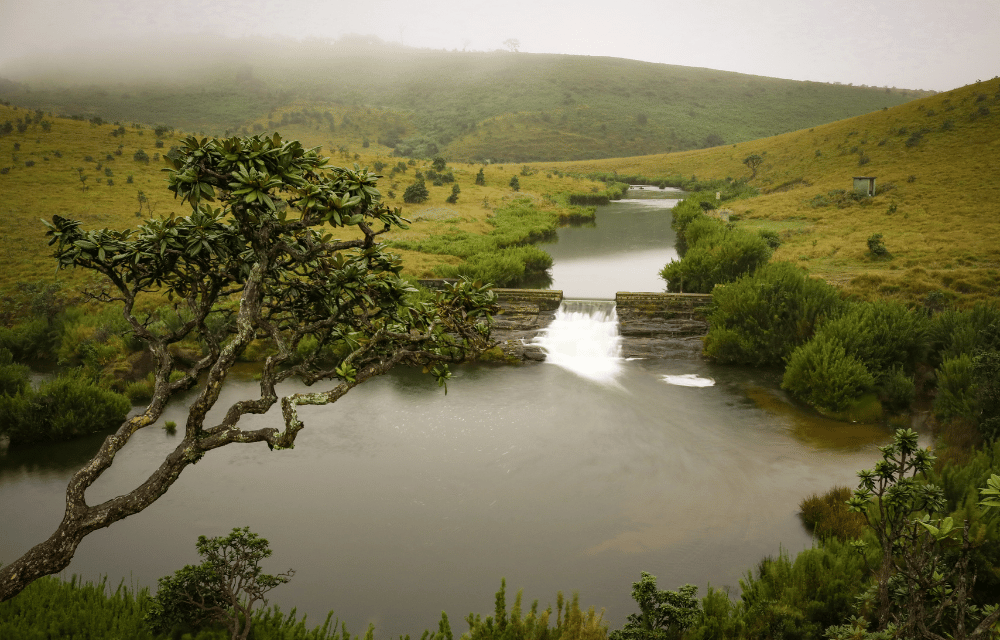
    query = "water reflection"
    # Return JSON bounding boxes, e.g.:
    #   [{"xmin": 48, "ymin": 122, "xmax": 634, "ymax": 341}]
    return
[{"xmin": 741, "ymin": 382, "xmax": 893, "ymax": 451}]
